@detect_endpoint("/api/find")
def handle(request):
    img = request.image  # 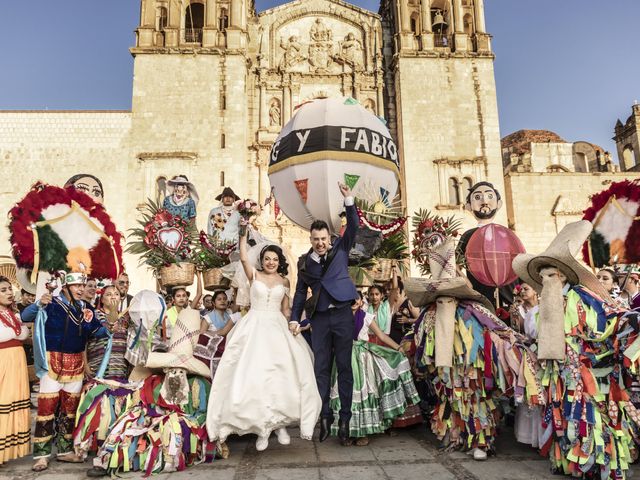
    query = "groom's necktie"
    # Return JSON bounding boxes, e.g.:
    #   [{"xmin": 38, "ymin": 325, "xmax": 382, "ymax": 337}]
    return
[{"xmin": 319, "ymin": 254, "xmax": 326, "ymax": 267}]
